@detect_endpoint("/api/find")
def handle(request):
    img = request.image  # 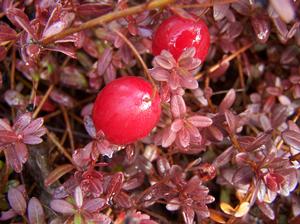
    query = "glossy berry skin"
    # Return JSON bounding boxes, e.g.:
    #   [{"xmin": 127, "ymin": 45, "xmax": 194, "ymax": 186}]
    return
[
  {"xmin": 152, "ymin": 16, "xmax": 210, "ymax": 61},
  {"xmin": 92, "ymin": 76, "xmax": 161, "ymax": 145}
]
